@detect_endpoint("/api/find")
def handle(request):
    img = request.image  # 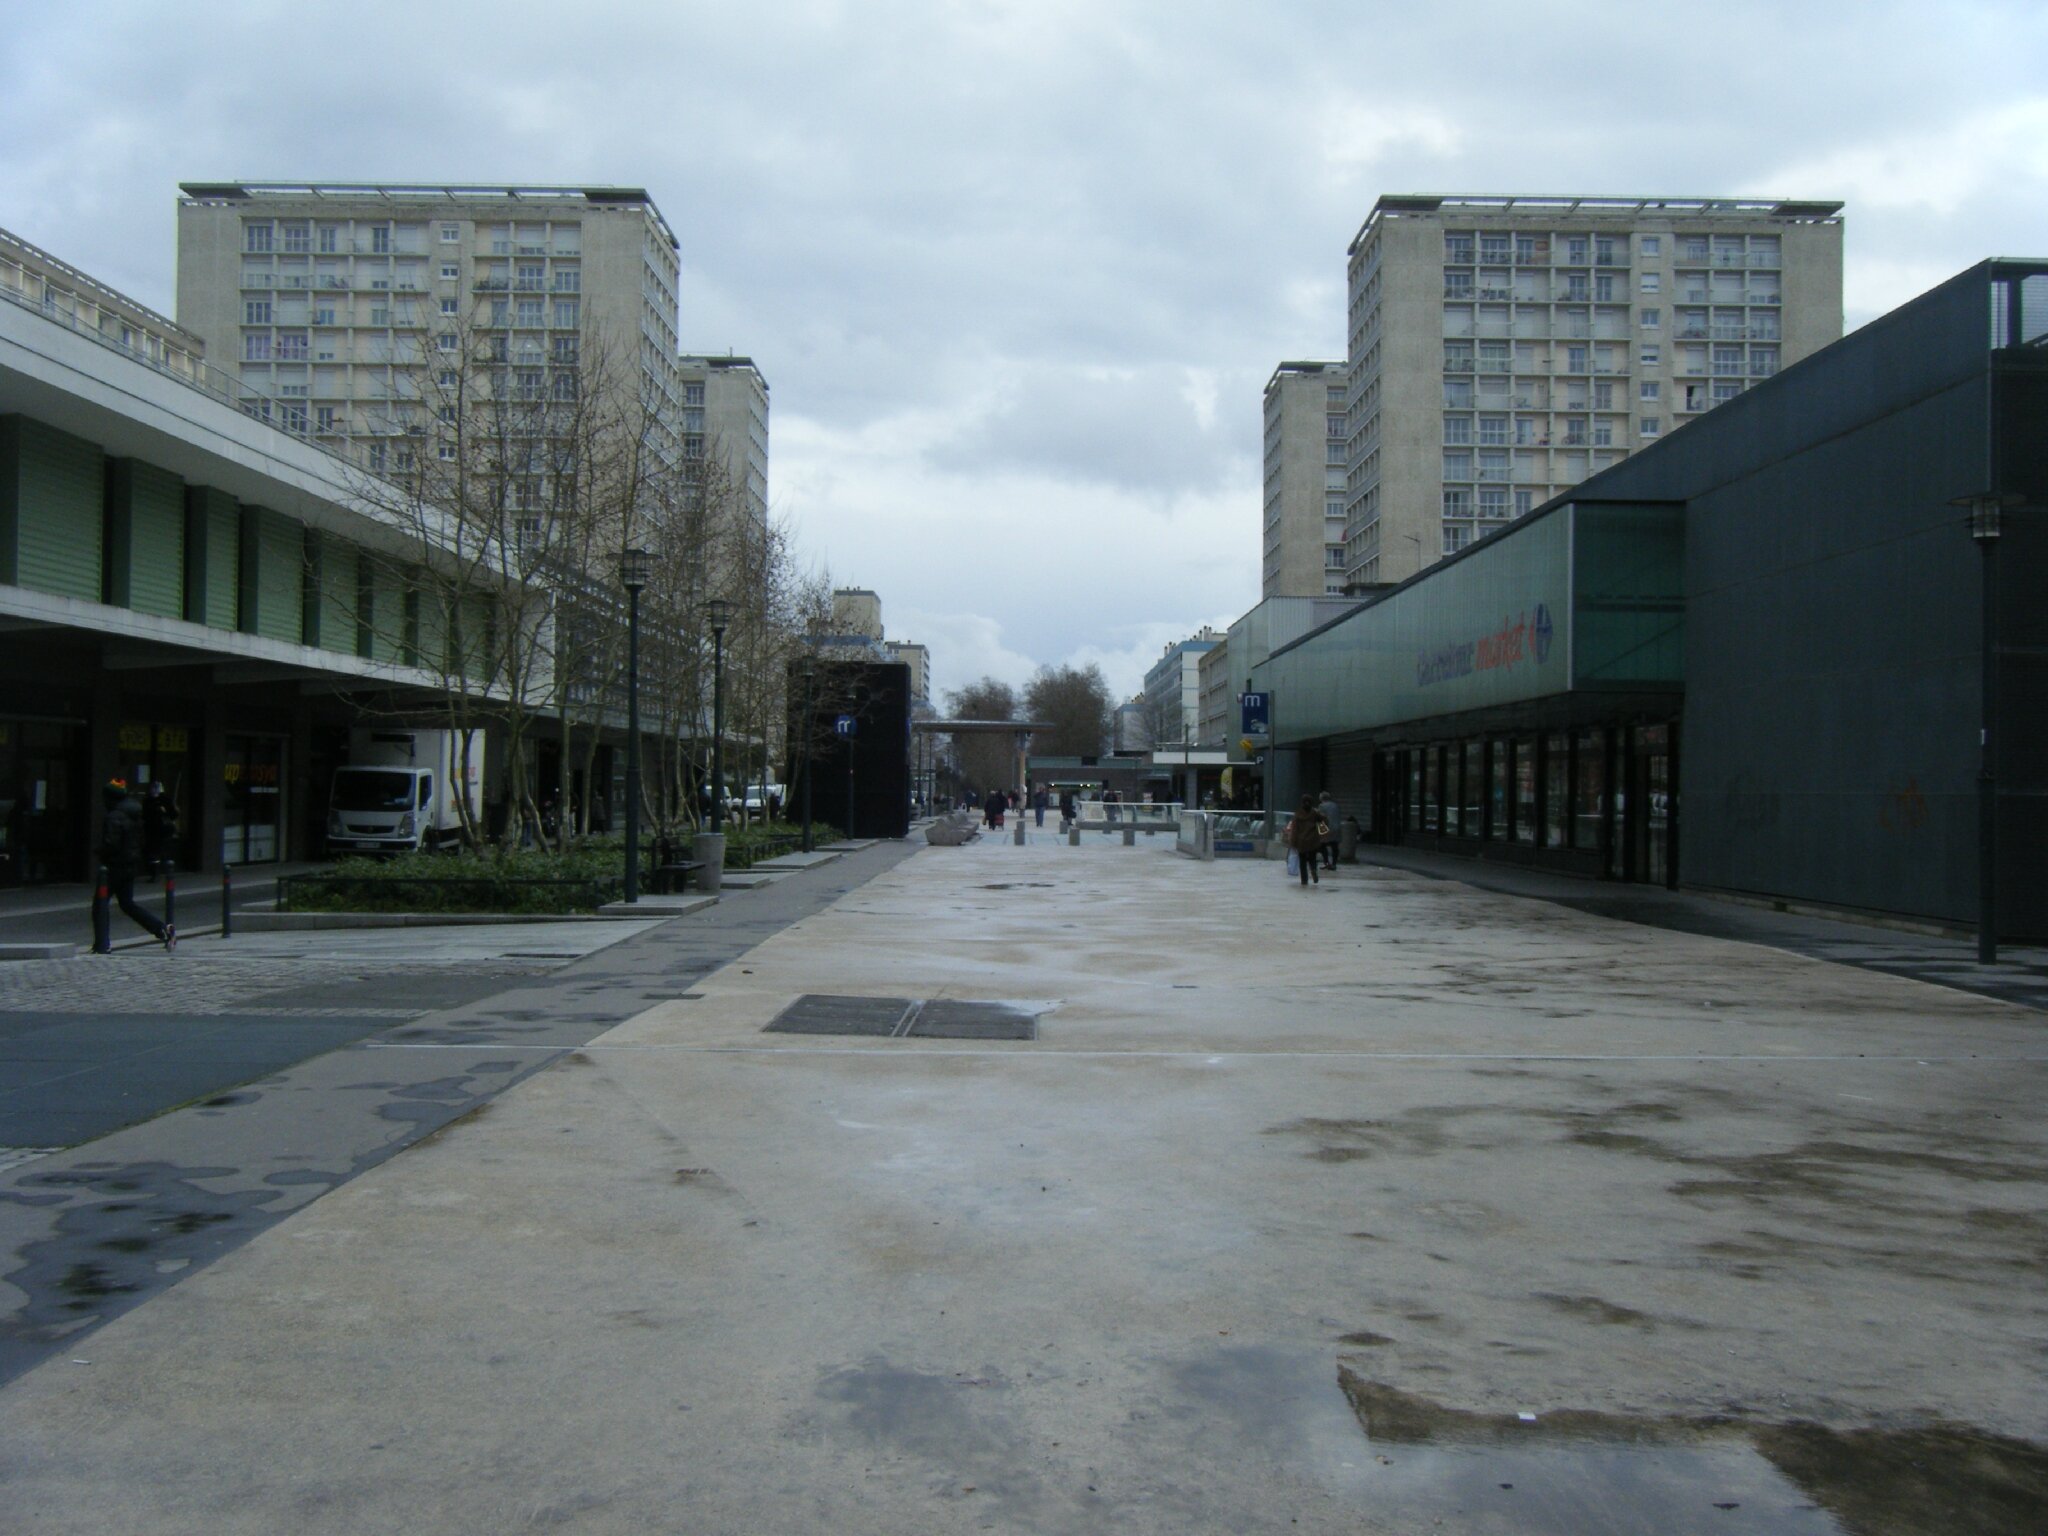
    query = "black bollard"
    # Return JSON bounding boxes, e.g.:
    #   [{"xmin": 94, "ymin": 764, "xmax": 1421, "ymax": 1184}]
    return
[
  {"xmin": 220, "ymin": 864, "xmax": 232, "ymax": 939},
  {"xmin": 162, "ymin": 859, "xmax": 176, "ymax": 933},
  {"xmin": 91, "ymin": 864, "xmax": 111, "ymax": 954}
]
